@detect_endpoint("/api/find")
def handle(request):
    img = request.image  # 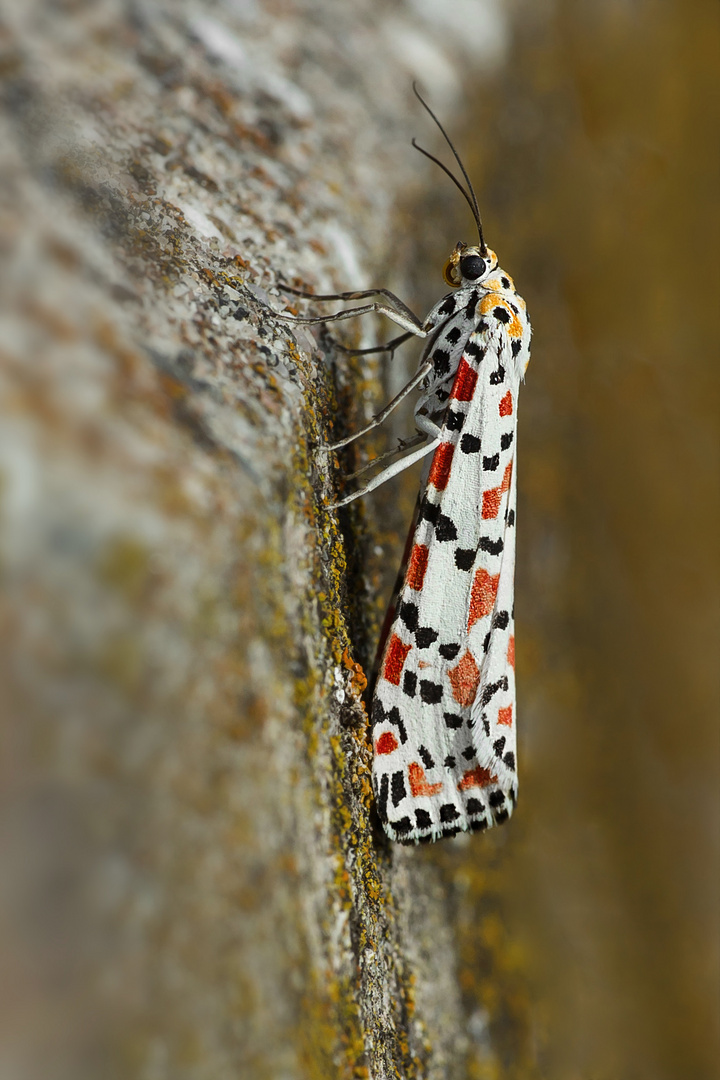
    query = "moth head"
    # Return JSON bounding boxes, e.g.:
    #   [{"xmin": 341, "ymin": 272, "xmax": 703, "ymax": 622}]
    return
[{"xmin": 443, "ymin": 242, "xmax": 498, "ymax": 288}]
